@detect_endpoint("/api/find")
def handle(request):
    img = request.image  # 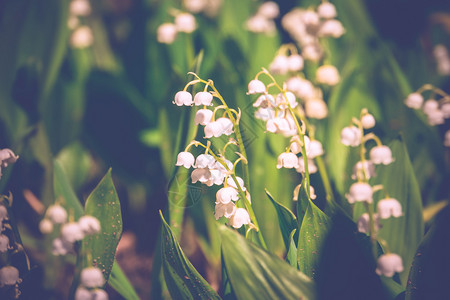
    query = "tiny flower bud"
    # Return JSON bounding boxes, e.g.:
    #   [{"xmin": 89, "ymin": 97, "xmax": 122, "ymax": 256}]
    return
[
  {"xmin": 78, "ymin": 215, "xmax": 101, "ymax": 235},
  {"xmin": 229, "ymin": 208, "xmax": 251, "ymax": 228},
  {"xmin": 157, "ymin": 23, "xmax": 177, "ymax": 44},
  {"xmin": 47, "ymin": 205, "xmax": 68, "ymax": 224},
  {"xmin": 316, "ymin": 65, "xmax": 340, "ymax": 86},
  {"xmin": 404, "ymin": 93, "xmax": 424, "ymax": 109},
  {"xmin": 194, "ymin": 92, "xmax": 213, "ymax": 106},
  {"xmin": 376, "ymin": 253, "xmax": 403, "ymax": 277},
  {"xmin": 361, "ymin": 113, "xmax": 376, "ymax": 129},
  {"xmin": 370, "ymin": 145, "xmax": 394, "ymax": 165},
  {"xmin": 276, "ymin": 152, "xmax": 299, "ymax": 169},
  {"xmin": 317, "ymin": 2, "xmax": 337, "ymax": 19},
  {"xmin": 39, "ymin": 219, "xmax": 54, "ymax": 234},
  {"xmin": 341, "ymin": 126, "xmax": 361, "ymax": 147},
  {"xmin": 194, "ymin": 109, "xmax": 213, "ymax": 125},
  {"xmin": 346, "ymin": 182, "xmax": 373, "ymax": 204},
  {"xmin": 247, "ymin": 79, "xmax": 266, "ymax": 94},
  {"xmin": 175, "ymin": 13, "xmax": 196, "ymax": 33},
  {"xmin": 216, "ymin": 187, "xmax": 239, "ymax": 204},
  {"xmin": 80, "ymin": 267, "xmax": 106, "ymax": 288},
  {"xmin": 0, "ymin": 266, "xmax": 20, "ymax": 287},
  {"xmin": 173, "ymin": 91, "xmax": 193, "ymax": 106},
  {"xmin": 257, "ymin": 1, "xmax": 279, "ymax": 19},
  {"xmin": 377, "ymin": 198, "xmax": 402, "ymax": 219},
  {"xmin": 0, "ymin": 234, "xmax": 9, "ymax": 252},
  {"xmin": 61, "ymin": 222, "xmax": 85, "ymax": 243},
  {"xmin": 176, "ymin": 151, "xmax": 195, "ymax": 168}
]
